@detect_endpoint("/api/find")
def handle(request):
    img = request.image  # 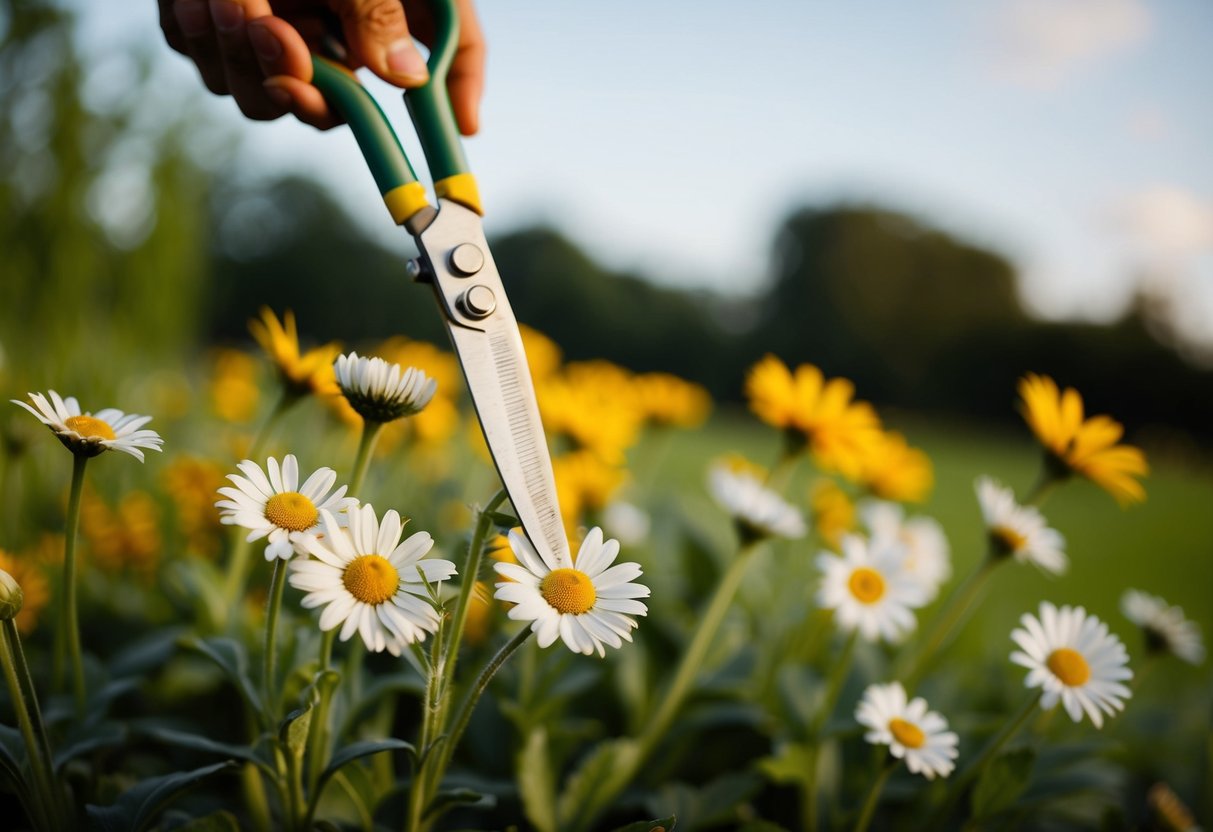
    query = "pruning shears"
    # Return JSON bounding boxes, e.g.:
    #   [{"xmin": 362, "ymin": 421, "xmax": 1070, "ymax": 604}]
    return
[{"xmin": 309, "ymin": 0, "xmax": 572, "ymax": 570}]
